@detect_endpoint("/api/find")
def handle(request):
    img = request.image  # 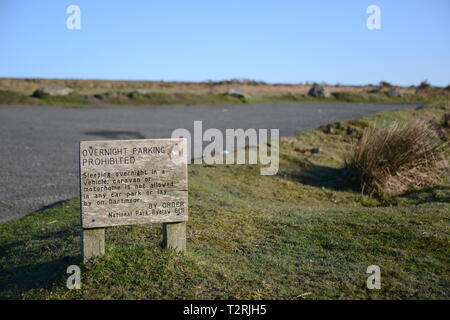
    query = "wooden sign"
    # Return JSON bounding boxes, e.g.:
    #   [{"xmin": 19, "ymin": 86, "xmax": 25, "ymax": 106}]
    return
[{"xmin": 79, "ymin": 138, "xmax": 188, "ymax": 262}]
